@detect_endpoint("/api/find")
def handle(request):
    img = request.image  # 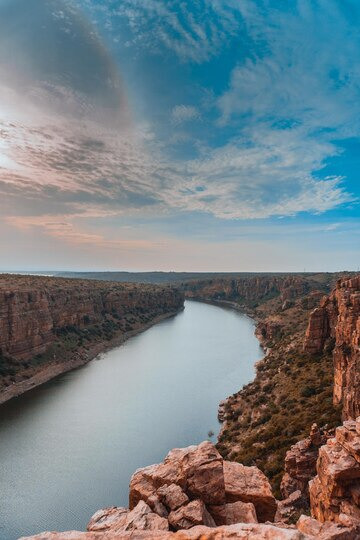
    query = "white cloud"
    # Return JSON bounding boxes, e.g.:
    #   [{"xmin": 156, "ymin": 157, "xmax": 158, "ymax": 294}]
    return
[{"xmin": 171, "ymin": 105, "xmax": 200, "ymax": 124}]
